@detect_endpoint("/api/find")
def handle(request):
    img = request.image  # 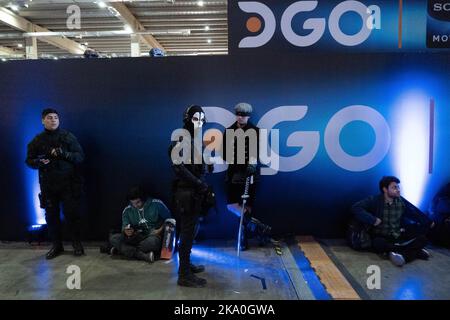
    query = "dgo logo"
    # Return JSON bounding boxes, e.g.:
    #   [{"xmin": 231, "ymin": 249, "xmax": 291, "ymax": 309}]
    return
[
  {"xmin": 238, "ymin": 1, "xmax": 381, "ymax": 48},
  {"xmin": 201, "ymin": 105, "xmax": 391, "ymax": 175}
]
